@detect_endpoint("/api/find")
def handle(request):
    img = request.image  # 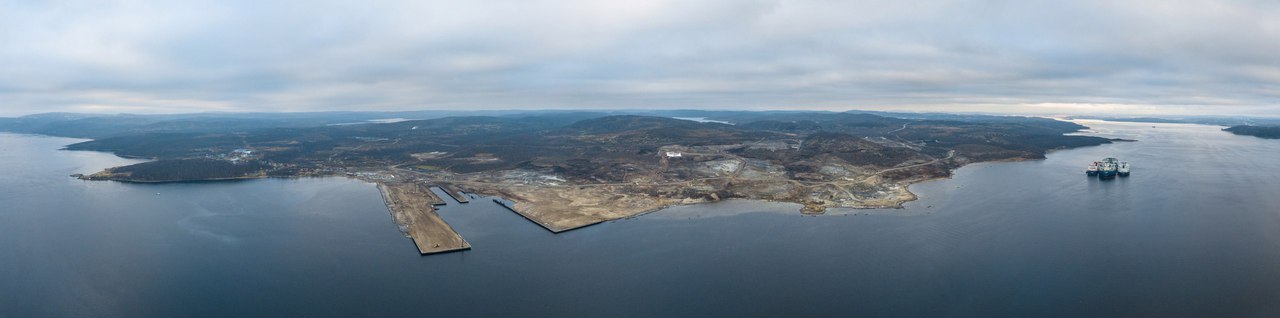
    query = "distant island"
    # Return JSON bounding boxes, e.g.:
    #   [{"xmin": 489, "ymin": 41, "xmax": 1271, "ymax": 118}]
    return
[
  {"xmin": 1224, "ymin": 125, "xmax": 1280, "ymax": 139},
  {"xmin": 4, "ymin": 110, "xmax": 1116, "ymax": 254}
]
